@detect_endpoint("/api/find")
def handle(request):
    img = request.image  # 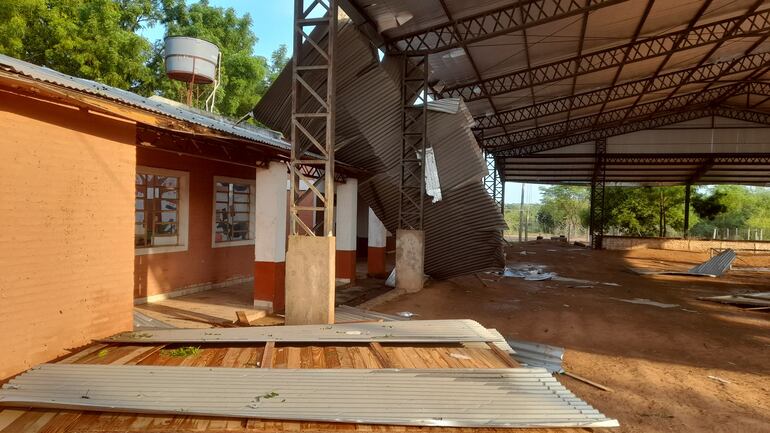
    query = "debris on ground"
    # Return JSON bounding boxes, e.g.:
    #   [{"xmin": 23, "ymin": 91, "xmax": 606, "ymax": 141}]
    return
[
  {"xmin": 698, "ymin": 291, "xmax": 770, "ymax": 309},
  {"xmin": 395, "ymin": 311, "xmax": 418, "ymax": 318},
  {"xmin": 630, "ymin": 249, "xmax": 737, "ymax": 277},
  {"xmin": 708, "ymin": 375, "xmax": 731, "ymax": 385},
  {"xmin": 562, "ymin": 371, "xmax": 614, "ymax": 392},
  {"xmin": 611, "ymin": 298, "xmax": 680, "ymax": 308}
]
